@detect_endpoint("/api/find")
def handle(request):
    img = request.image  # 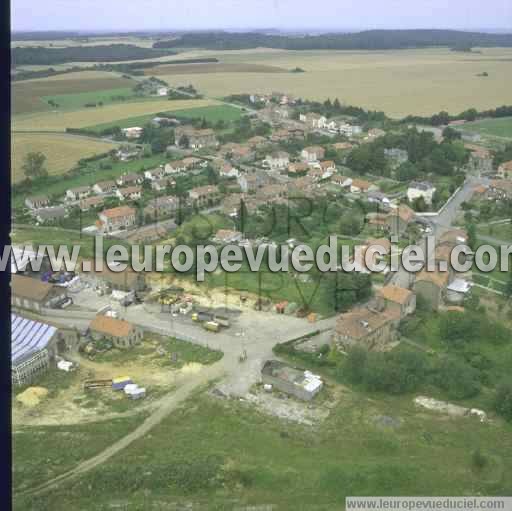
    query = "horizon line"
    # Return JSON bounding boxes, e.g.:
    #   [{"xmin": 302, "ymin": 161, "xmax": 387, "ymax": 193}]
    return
[{"xmin": 11, "ymin": 26, "xmax": 512, "ymax": 35}]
